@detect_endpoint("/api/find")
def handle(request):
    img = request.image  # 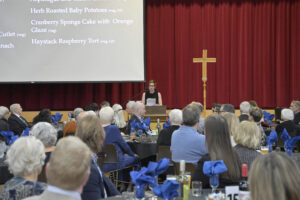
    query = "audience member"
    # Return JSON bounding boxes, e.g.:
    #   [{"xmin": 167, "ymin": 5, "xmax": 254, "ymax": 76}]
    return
[
  {"xmin": 100, "ymin": 107, "xmax": 139, "ymax": 174},
  {"xmin": 25, "ymin": 136, "xmax": 92, "ymax": 200},
  {"xmin": 63, "ymin": 121, "xmax": 77, "ymax": 137},
  {"xmin": 248, "ymin": 100, "xmax": 257, "ymax": 108},
  {"xmin": 125, "ymin": 101, "xmax": 147, "ymax": 135},
  {"xmin": 112, "ymin": 104, "xmax": 127, "ymax": 133},
  {"xmin": 233, "ymin": 121, "xmax": 261, "ymax": 169},
  {"xmin": 8, "ymin": 103, "xmax": 29, "ymax": 135},
  {"xmin": 33, "ymin": 109, "xmax": 52, "ymax": 125},
  {"xmin": 0, "ymin": 135, "xmax": 13, "ymax": 185},
  {"xmin": 101, "ymin": 101, "xmax": 110, "ymax": 108},
  {"xmin": 249, "ymin": 152, "xmax": 300, "ymax": 200},
  {"xmin": 249, "ymin": 107, "xmax": 266, "ymax": 146},
  {"xmin": 157, "ymin": 109, "xmax": 182, "ymax": 146},
  {"xmin": 290, "ymin": 100, "xmax": 300, "ymax": 125},
  {"xmin": 190, "ymin": 102, "xmax": 205, "ymax": 134},
  {"xmin": 31, "ymin": 122, "xmax": 57, "ymax": 182},
  {"xmin": 276, "ymin": 108, "xmax": 298, "ymax": 138},
  {"xmin": 212, "ymin": 103, "xmax": 221, "ymax": 114},
  {"xmin": 0, "ymin": 106, "xmax": 10, "ymax": 132},
  {"xmin": 0, "ymin": 137, "xmax": 46, "ymax": 199},
  {"xmin": 223, "ymin": 112, "xmax": 240, "ymax": 147},
  {"xmin": 170, "ymin": 104, "xmax": 207, "ymax": 164},
  {"xmin": 192, "ymin": 115, "xmax": 241, "ymax": 188},
  {"xmin": 239, "ymin": 101, "xmax": 250, "ymax": 122},
  {"xmin": 74, "ymin": 107, "xmax": 84, "ymax": 121},
  {"xmin": 220, "ymin": 104, "xmax": 235, "ymax": 114},
  {"xmin": 85, "ymin": 103, "xmax": 100, "ymax": 117},
  {"xmin": 76, "ymin": 115, "xmax": 119, "ymax": 199},
  {"xmin": 126, "ymin": 101, "xmax": 135, "ymax": 116}
]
